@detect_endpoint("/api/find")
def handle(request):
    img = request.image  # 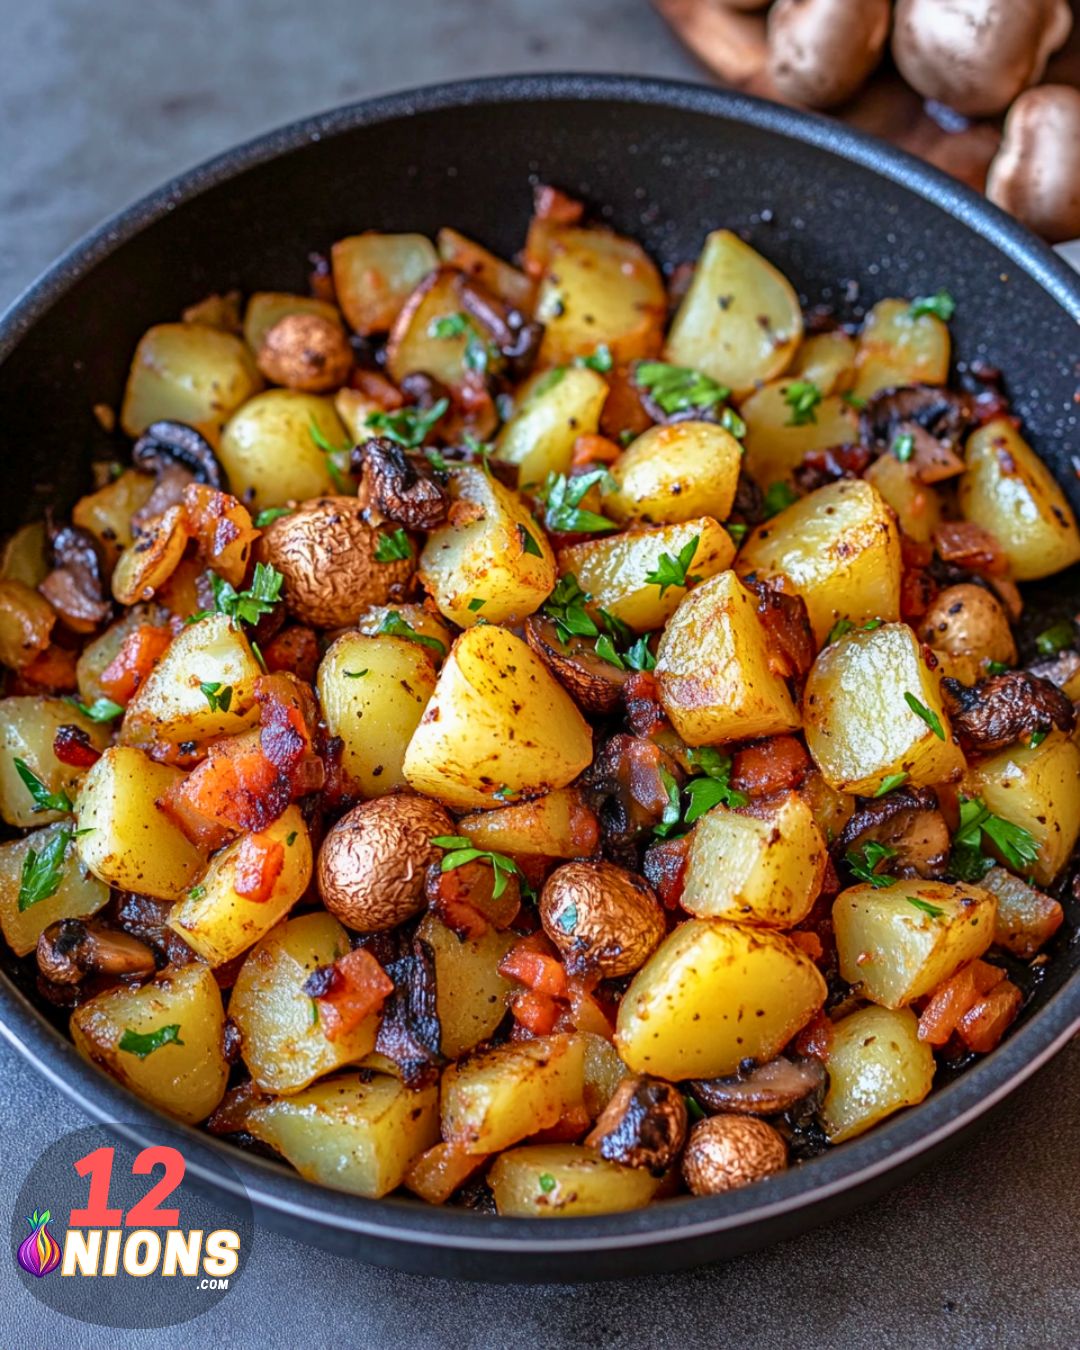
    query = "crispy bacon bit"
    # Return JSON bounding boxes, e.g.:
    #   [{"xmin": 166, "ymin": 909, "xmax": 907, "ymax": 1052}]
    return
[
  {"xmin": 571, "ymin": 433, "xmax": 622, "ymax": 469},
  {"xmin": 742, "ymin": 578, "xmax": 815, "ymax": 680},
  {"xmin": 99, "ymin": 625, "xmax": 172, "ymax": 704},
  {"xmin": 160, "ymin": 730, "xmax": 289, "ymax": 841},
  {"xmin": 956, "ymin": 981, "xmax": 1023, "ymax": 1053},
  {"xmin": 623, "ymin": 671, "xmax": 667, "ymax": 737},
  {"xmin": 643, "ymin": 835, "xmax": 690, "ymax": 910},
  {"xmin": 499, "ymin": 933, "xmax": 569, "ymax": 1000},
  {"xmin": 348, "ymin": 367, "xmax": 404, "ymax": 409},
  {"xmin": 53, "ymin": 723, "xmax": 101, "ymax": 769},
  {"xmin": 933, "ymin": 521, "xmax": 1008, "ymax": 577},
  {"xmin": 302, "ymin": 947, "xmax": 394, "ymax": 1043},
  {"xmin": 917, "ymin": 959, "xmax": 1010, "ymax": 1047},
  {"xmin": 731, "ymin": 735, "xmax": 811, "ymax": 798},
  {"xmin": 256, "ymin": 673, "xmax": 324, "ymax": 795},
  {"xmin": 788, "ymin": 931, "xmax": 824, "ymax": 961},
  {"xmin": 899, "ymin": 535, "xmax": 937, "ymax": 620},
  {"xmin": 425, "ymin": 857, "xmax": 520, "ymax": 940},
  {"xmin": 791, "ymin": 1012, "xmax": 833, "ymax": 1061},
  {"xmin": 374, "ymin": 935, "xmax": 444, "ymax": 1087},
  {"xmin": 233, "ymin": 833, "xmax": 285, "ymax": 903},
  {"xmin": 859, "ymin": 384, "xmax": 972, "ymax": 483},
  {"xmin": 528, "ymin": 1102, "xmax": 594, "ymax": 1143},
  {"xmin": 509, "ymin": 988, "xmax": 562, "ymax": 1037},
  {"xmin": 261, "ymin": 626, "xmax": 319, "ymax": 683},
  {"xmin": 793, "ymin": 442, "xmax": 870, "ymax": 493},
  {"xmin": 18, "ymin": 643, "xmax": 79, "ymax": 692}
]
